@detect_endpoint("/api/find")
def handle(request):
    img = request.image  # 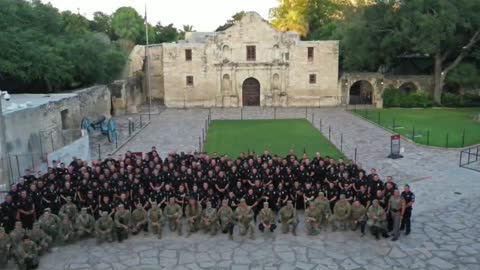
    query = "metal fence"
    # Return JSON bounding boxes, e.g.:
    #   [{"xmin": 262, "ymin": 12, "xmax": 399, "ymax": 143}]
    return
[
  {"xmin": 460, "ymin": 145, "xmax": 480, "ymax": 172},
  {"xmin": 201, "ymin": 107, "xmax": 360, "ymax": 162},
  {"xmin": 352, "ymin": 108, "xmax": 473, "ymax": 148},
  {"xmin": 91, "ymin": 113, "xmax": 151, "ymax": 160}
]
